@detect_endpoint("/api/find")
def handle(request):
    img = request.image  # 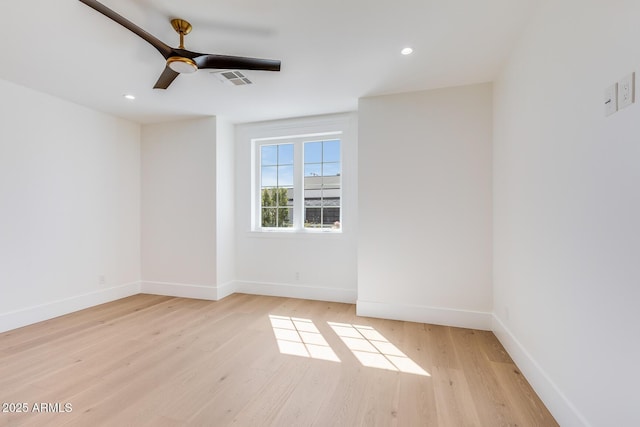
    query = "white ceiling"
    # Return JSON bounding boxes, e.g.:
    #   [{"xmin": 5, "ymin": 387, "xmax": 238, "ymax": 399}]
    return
[{"xmin": 0, "ymin": 0, "xmax": 538, "ymax": 124}]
